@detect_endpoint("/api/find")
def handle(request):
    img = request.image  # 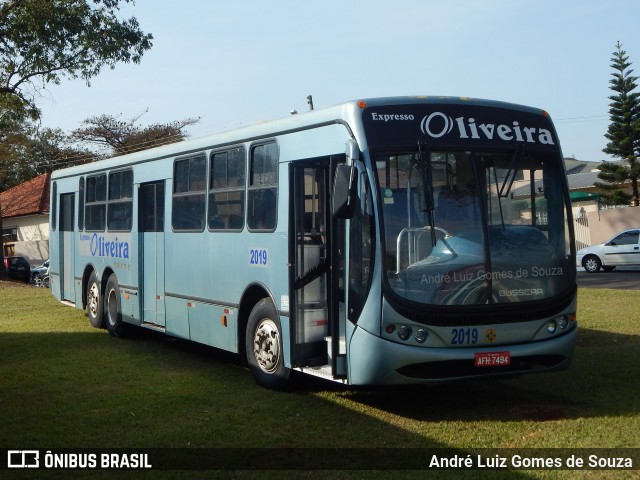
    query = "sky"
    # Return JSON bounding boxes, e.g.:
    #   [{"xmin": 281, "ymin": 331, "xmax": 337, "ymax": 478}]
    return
[{"xmin": 37, "ymin": 0, "xmax": 640, "ymax": 163}]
